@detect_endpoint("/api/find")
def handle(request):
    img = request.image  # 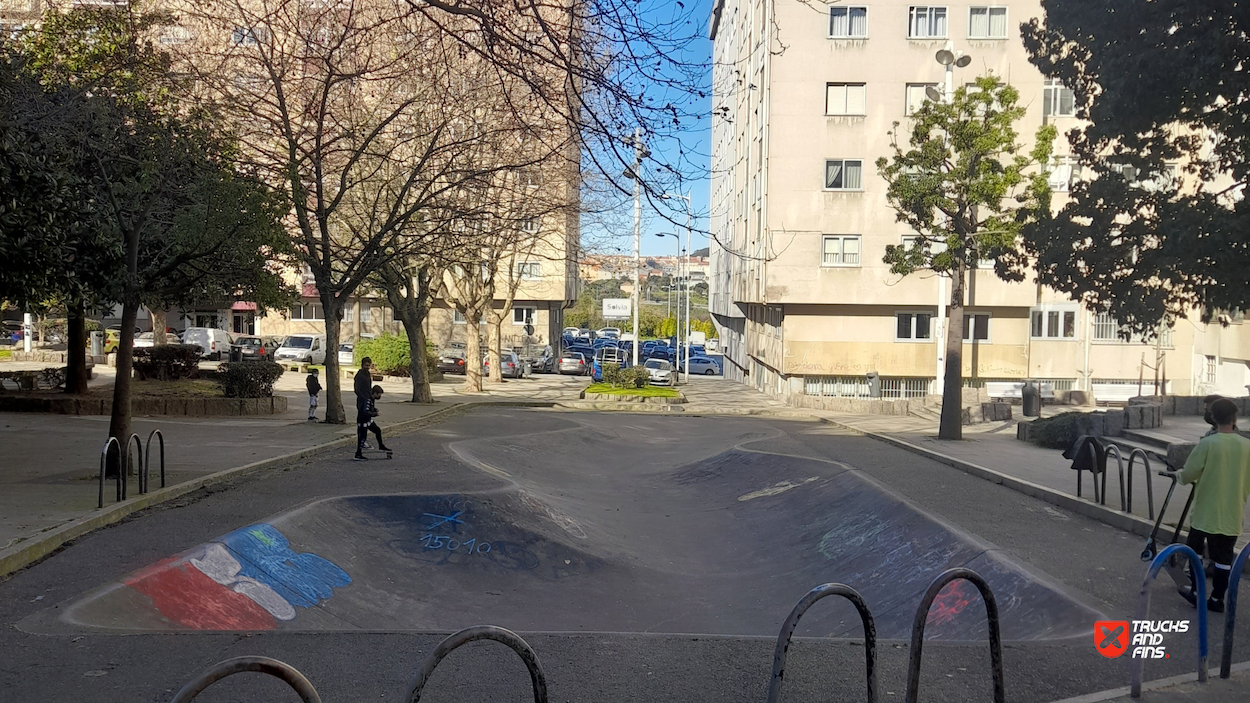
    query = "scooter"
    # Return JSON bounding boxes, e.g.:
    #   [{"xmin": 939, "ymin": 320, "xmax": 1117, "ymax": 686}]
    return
[{"xmin": 1141, "ymin": 468, "xmax": 1197, "ymax": 590}]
